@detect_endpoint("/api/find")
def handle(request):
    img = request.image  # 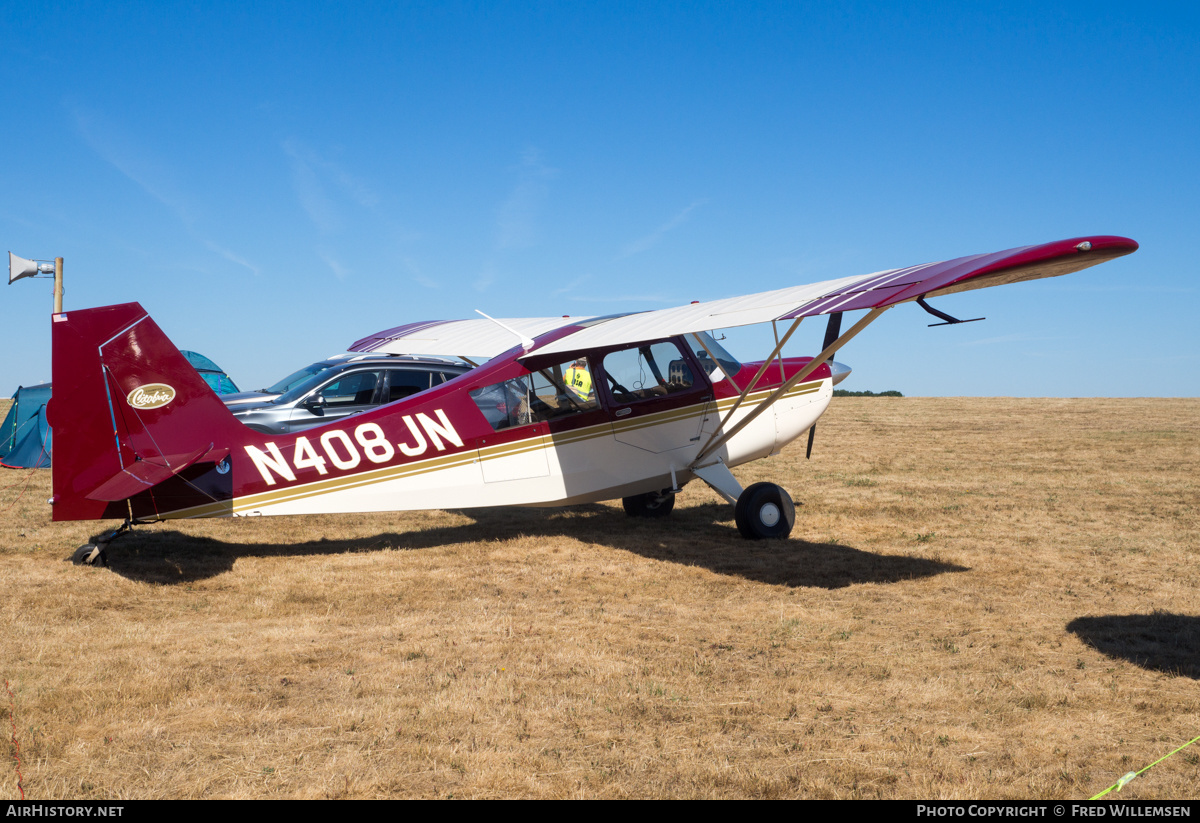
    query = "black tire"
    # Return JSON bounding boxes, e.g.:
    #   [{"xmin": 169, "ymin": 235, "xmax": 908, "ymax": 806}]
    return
[
  {"xmin": 622, "ymin": 491, "xmax": 676, "ymax": 518},
  {"xmin": 734, "ymin": 482, "xmax": 795, "ymax": 540},
  {"xmin": 70, "ymin": 544, "xmax": 108, "ymax": 567}
]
